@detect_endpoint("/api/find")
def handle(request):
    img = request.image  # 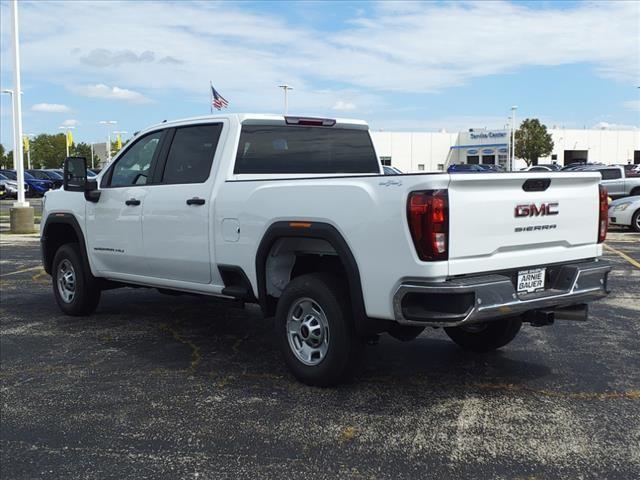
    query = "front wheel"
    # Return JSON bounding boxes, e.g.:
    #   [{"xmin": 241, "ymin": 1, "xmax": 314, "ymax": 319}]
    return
[
  {"xmin": 631, "ymin": 209, "xmax": 640, "ymax": 233},
  {"xmin": 52, "ymin": 243, "xmax": 101, "ymax": 316},
  {"xmin": 444, "ymin": 317, "xmax": 522, "ymax": 353},
  {"xmin": 275, "ymin": 273, "xmax": 364, "ymax": 386}
]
